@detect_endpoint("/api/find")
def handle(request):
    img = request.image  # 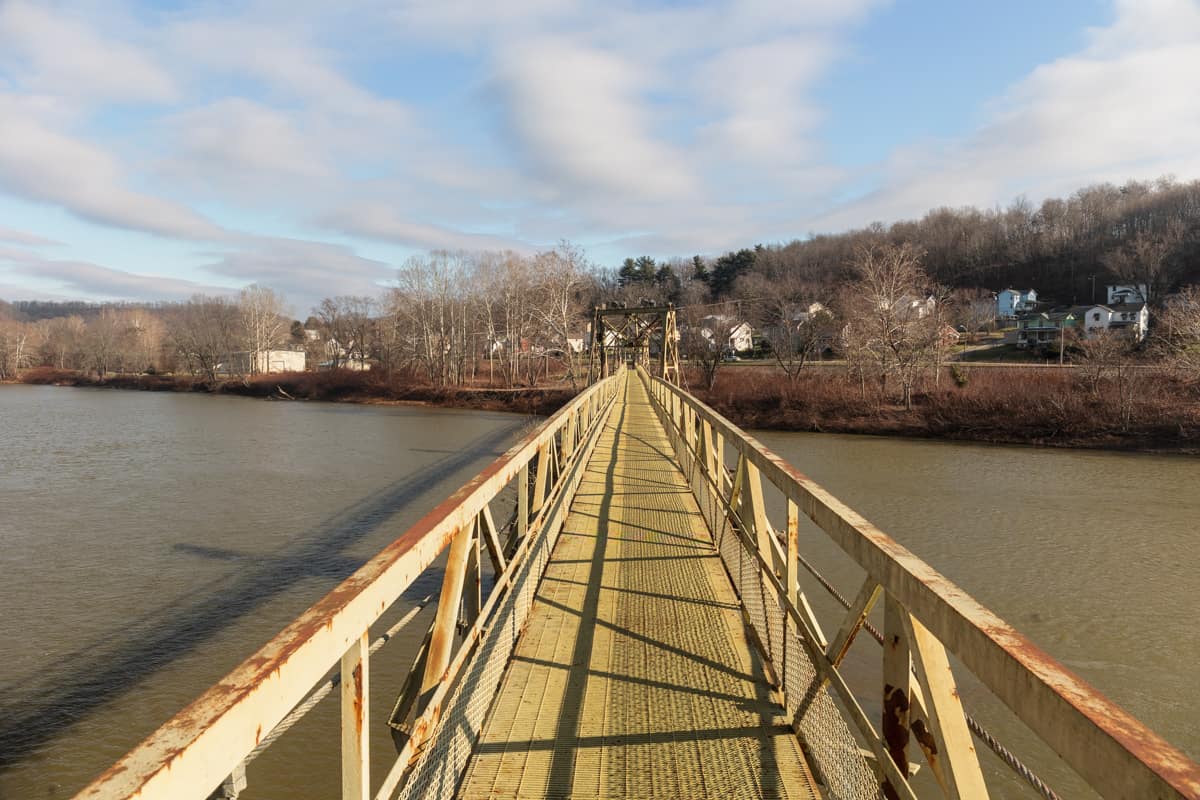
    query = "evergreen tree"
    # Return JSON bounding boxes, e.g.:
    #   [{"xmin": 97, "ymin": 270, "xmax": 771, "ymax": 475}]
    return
[
  {"xmin": 635, "ymin": 255, "xmax": 657, "ymax": 284},
  {"xmin": 692, "ymin": 255, "xmax": 710, "ymax": 286},
  {"xmin": 618, "ymin": 258, "xmax": 639, "ymax": 287},
  {"xmin": 709, "ymin": 248, "xmax": 756, "ymax": 297}
]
